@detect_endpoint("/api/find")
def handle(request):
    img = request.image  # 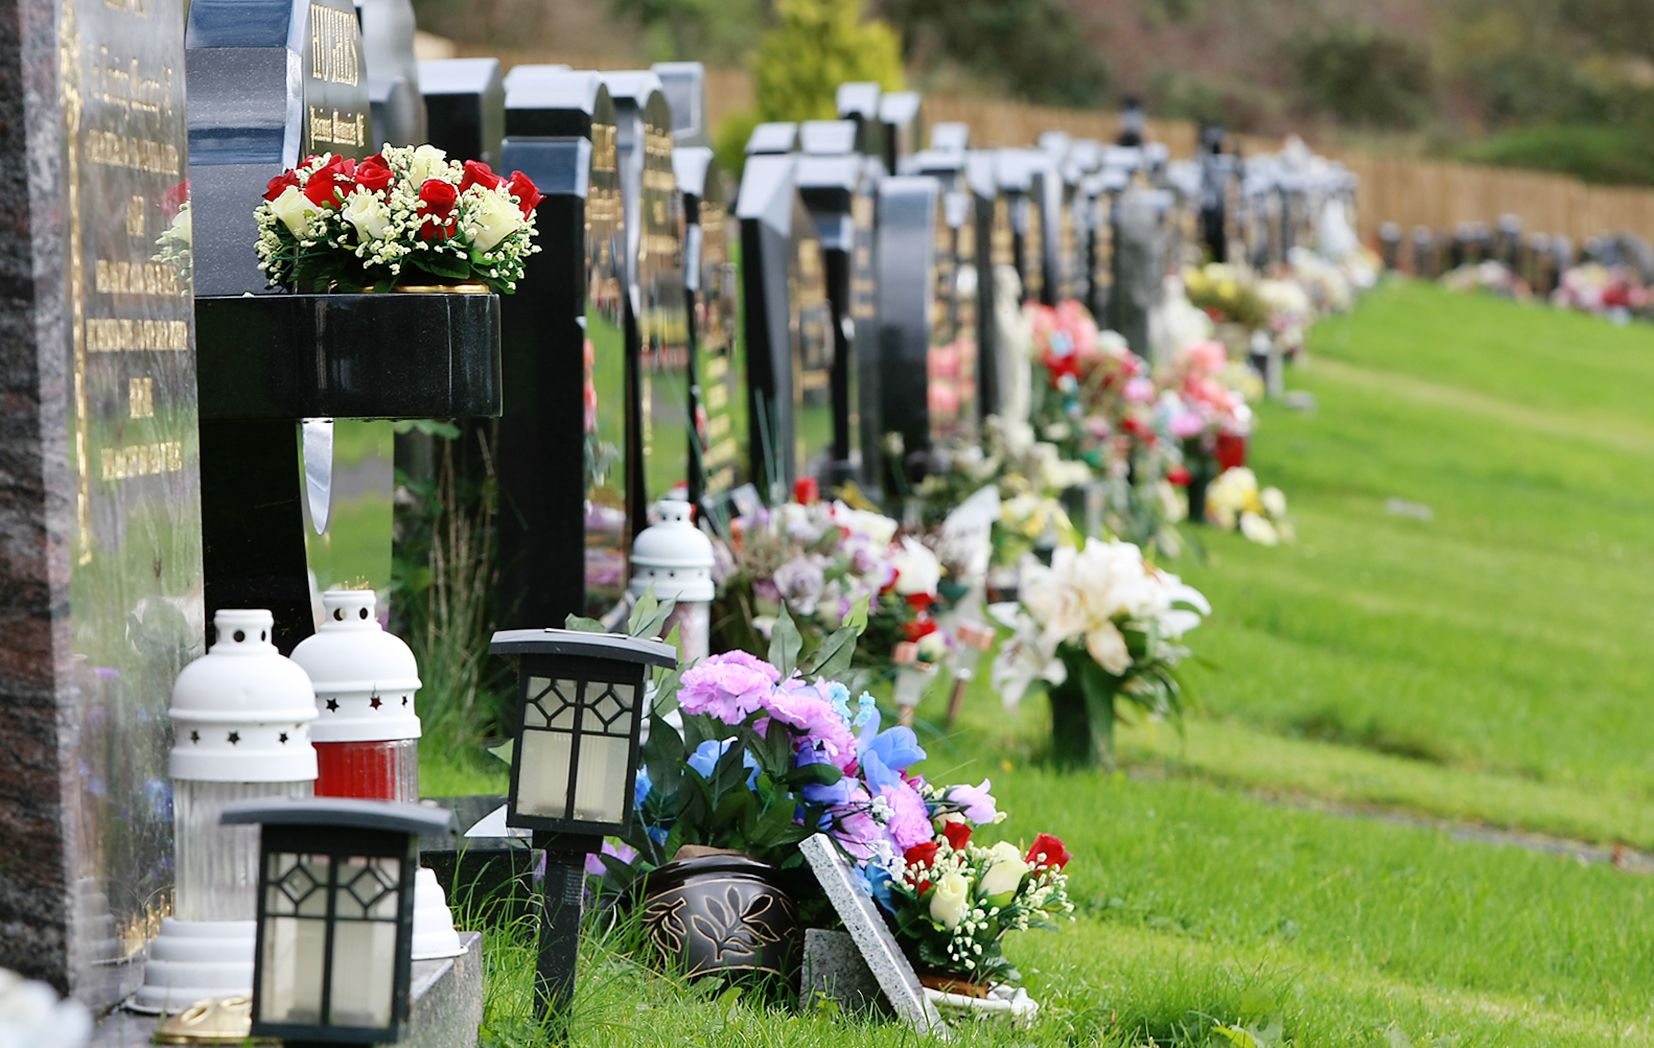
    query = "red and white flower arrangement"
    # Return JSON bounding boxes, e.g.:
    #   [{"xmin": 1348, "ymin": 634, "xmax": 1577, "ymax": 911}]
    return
[{"xmin": 254, "ymin": 145, "xmax": 543, "ymax": 294}]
